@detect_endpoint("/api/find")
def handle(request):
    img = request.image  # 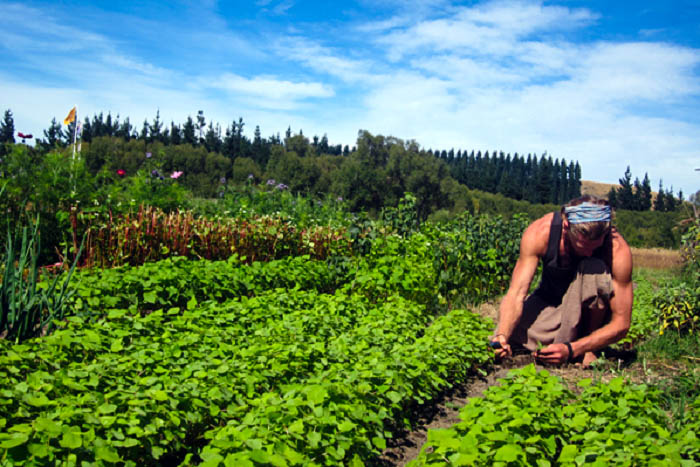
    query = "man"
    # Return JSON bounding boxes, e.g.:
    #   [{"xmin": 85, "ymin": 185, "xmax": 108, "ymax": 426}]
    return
[{"xmin": 491, "ymin": 195, "xmax": 633, "ymax": 365}]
